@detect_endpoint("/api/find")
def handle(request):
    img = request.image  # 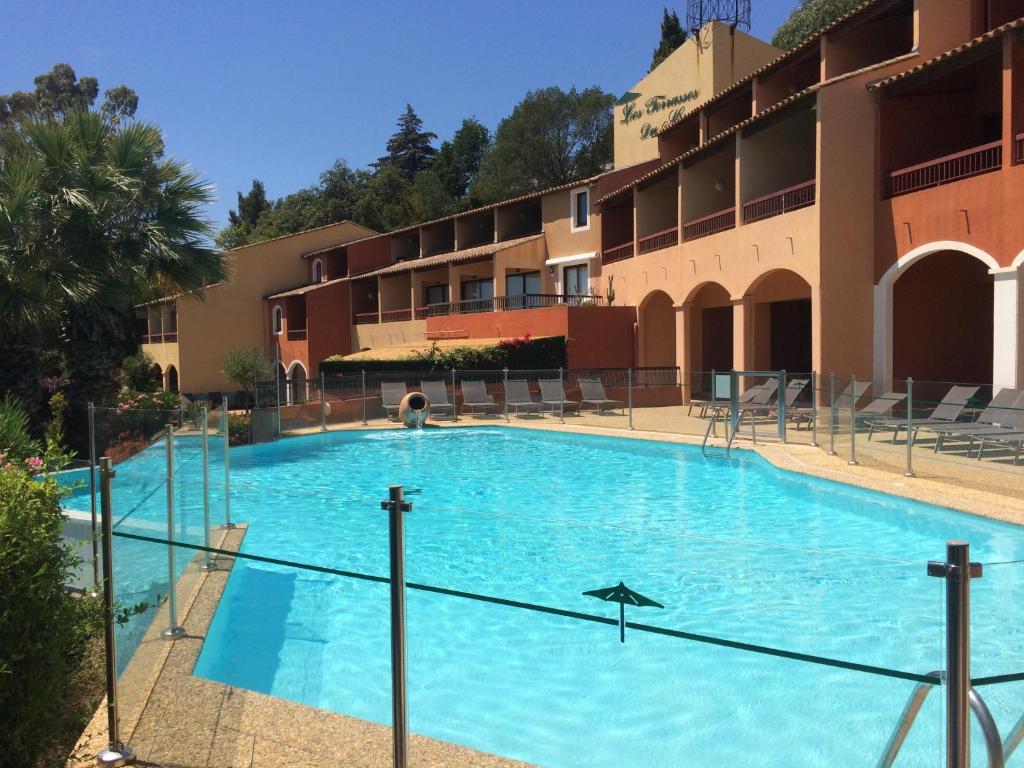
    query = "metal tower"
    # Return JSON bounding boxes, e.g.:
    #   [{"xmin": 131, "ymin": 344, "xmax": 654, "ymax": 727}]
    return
[{"xmin": 686, "ymin": 0, "xmax": 752, "ymax": 35}]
